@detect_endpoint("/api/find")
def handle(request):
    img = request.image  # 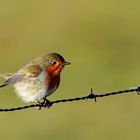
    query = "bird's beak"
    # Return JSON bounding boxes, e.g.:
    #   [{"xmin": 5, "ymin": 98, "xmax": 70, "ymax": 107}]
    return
[{"xmin": 64, "ymin": 61, "xmax": 71, "ymax": 65}]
